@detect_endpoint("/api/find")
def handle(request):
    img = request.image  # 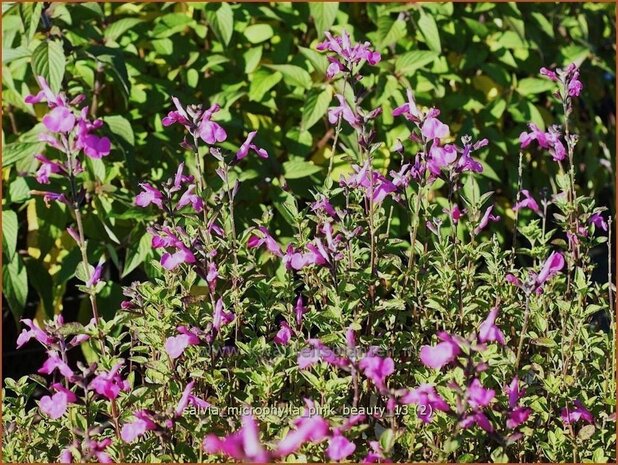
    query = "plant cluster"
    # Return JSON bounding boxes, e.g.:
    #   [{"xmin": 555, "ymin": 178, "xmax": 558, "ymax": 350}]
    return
[{"xmin": 2, "ymin": 25, "xmax": 615, "ymax": 464}]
